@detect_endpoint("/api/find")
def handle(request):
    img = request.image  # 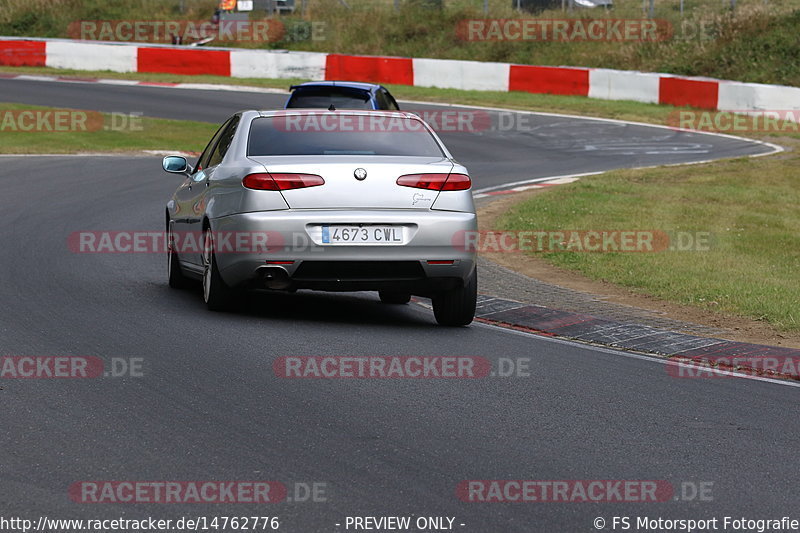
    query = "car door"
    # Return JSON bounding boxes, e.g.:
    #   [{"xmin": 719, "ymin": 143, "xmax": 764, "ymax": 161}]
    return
[
  {"xmin": 184, "ymin": 116, "xmax": 240, "ymax": 263},
  {"xmin": 173, "ymin": 117, "xmax": 232, "ymax": 265}
]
